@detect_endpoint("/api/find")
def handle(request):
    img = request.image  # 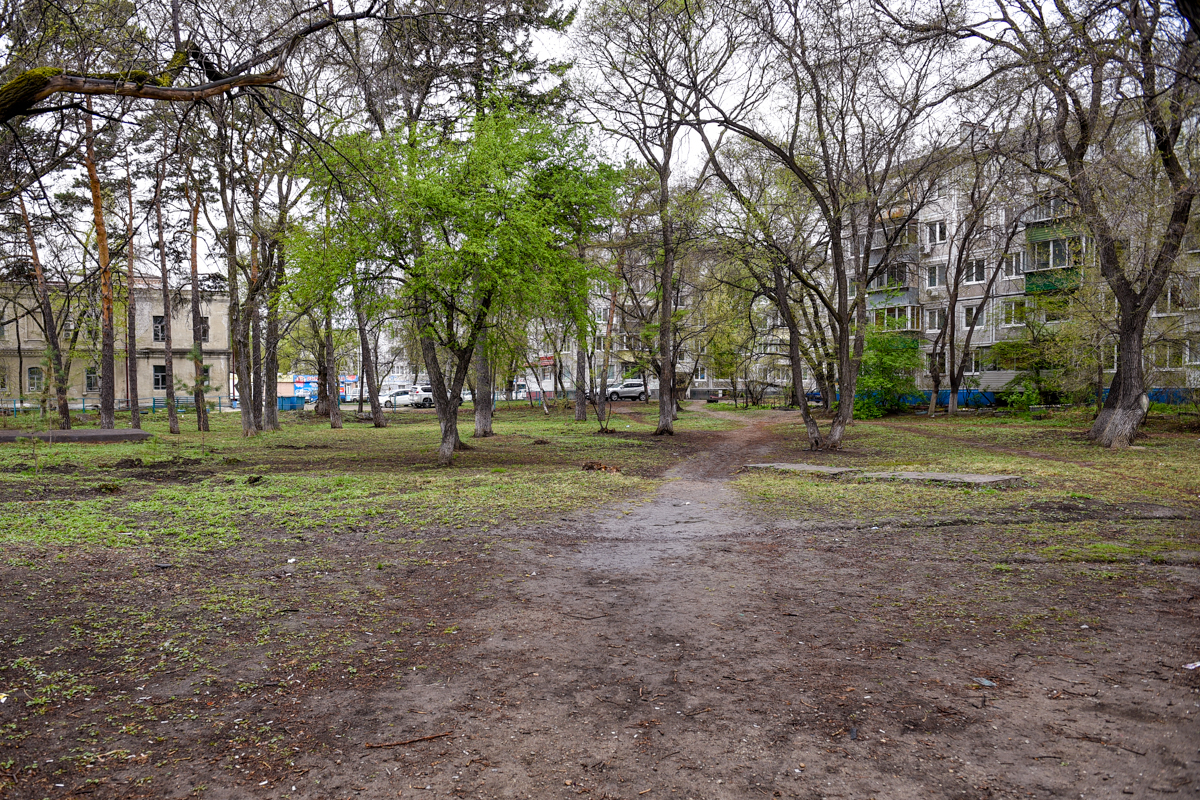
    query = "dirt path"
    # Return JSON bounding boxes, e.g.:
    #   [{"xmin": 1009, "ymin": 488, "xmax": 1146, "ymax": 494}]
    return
[
  {"xmin": 265, "ymin": 409, "xmax": 1198, "ymax": 800},
  {"xmin": 19, "ymin": 410, "xmax": 1195, "ymax": 799}
]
